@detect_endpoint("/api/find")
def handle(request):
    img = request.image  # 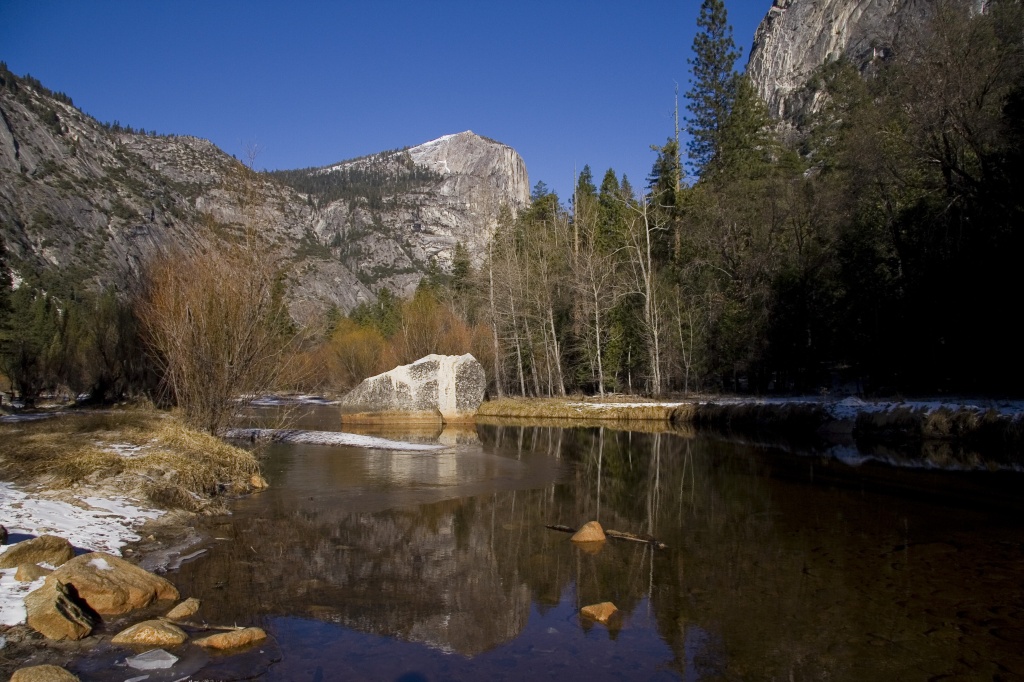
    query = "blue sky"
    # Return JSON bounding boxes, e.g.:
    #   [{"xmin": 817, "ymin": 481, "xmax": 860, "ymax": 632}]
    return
[{"xmin": 1, "ymin": 1, "xmax": 769, "ymax": 200}]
